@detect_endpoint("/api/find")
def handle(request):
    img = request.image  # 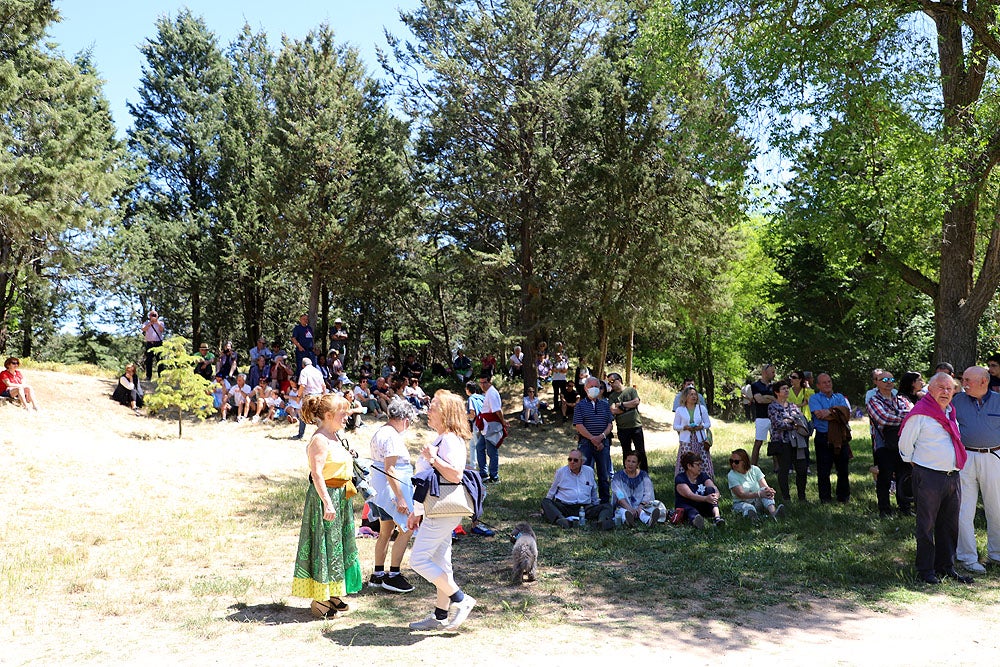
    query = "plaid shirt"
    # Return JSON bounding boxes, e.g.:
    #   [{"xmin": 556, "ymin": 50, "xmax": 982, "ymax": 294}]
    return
[{"xmin": 866, "ymin": 391, "xmax": 912, "ymax": 428}]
